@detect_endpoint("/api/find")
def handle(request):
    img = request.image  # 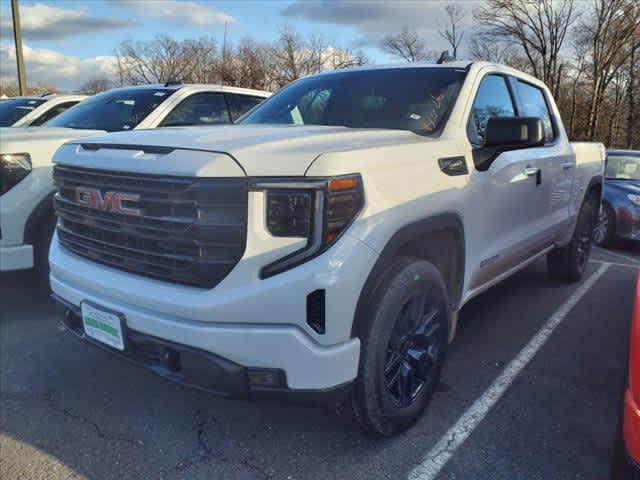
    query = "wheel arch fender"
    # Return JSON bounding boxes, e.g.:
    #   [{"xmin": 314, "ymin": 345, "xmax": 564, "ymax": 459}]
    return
[
  {"xmin": 585, "ymin": 174, "xmax": 603, "ymax": 204},
  {"xmin": 559, "ymin": 174, "xmax": 604, "ymax": 247},
  {"xmin": 351, "ymin": 212, "xmax": 466, "ymax": 341},
  {"xmin": 23, "ymin": 190, "xmax": 56, "ymax": 247}
]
